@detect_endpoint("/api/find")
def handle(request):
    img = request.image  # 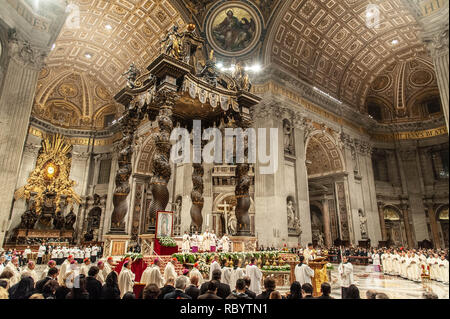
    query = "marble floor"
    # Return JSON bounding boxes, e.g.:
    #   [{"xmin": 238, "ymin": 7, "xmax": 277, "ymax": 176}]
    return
[{"xmin": 328, "ymin": 265, "xmax": 449, "ymax": 299}]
